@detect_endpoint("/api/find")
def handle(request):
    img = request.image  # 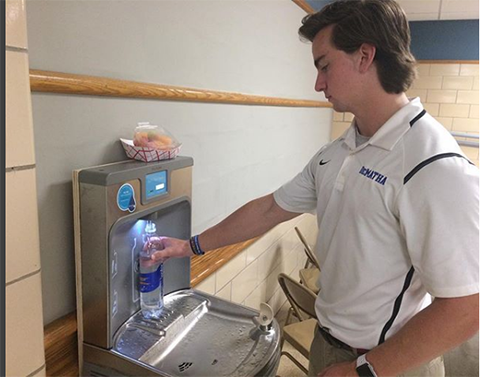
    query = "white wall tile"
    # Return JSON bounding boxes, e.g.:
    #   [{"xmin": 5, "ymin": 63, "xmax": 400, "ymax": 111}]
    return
[
  {"xmin": 6, "ymin": 50, "xmax": 35, "ymax": 168},
  {"xmin": 452, "ymin": 118, "xmax": 480, "ymax": 133},
  {"xmin": 6, "ymin": 273, "xmax": 45, "ymax": 377},
  {"xmin": 423, "ymin": 103, "xmax": 440, "ymax": 116},
  {"xmin": 416, "ymin": 64, "xmax": 430, "ymax": 77},
  {"xmin": 257, "ymin": 242, "xmax": 283, "ymax": 282},
  {"xmin": 413, "ymin": 76, "xmax": 443, "ymax": 89},
  {"xmin": 245, "ymin": 224, "xmax": 283, "ymax": 265},
  {"xmin": 264, "ymin": 264, "xmax": 283, "ymax": 302},
  {"xmin": 267, "ymin": 285, "xmax": 287, "ymax": 315},
  {"xmin": 244, "ymin": 284, "xmax": 264, "ymax": 311},
  {"xmin": 284, "ymin": 244, "xmax": 302, "ymax": 275},
  {"xmin": 439, "ymin": 104, "xmax": 470, "ymax": 118},
  {"xmin": 215, "ymin": 281, "xmax": 232, "ymax": 301},
  {"xmin": 434, "ymin": 117, "xmax": 454, "ymax": 130},
  {"xmin": 6, "ymin": 0, "xmax": 28, "ymax": 49},
  {"xmin": 441, "ymin": 0, "xmax": 479, "ymax": 18},
  {"xmin": 427, "ymin": 90, "xmax": 457, "ymax": 103},
  {"xmin": 195, "ymin": 273, "xmax": 215, "ymax": 295},
  {"xmin": 442, "ymin": 76, "xmax": 474, "ymax": 90},
  {"xmin": 461, "ymin": 146, "xmax": 480, "ymax": 162},
  {"xmin": 397, "ymin": 0, "xmax": 441, "ymax": 14},
  {"xmin": 331, "ymin": 122, "xmax": 350, "ymax": 140},
  {"xmin": 460, "ymin": 65, "xmax": 479, "ymax": 77},
  {"xmin": 6, "ymin": 168, "xmax": 41, "ymax": 284},
  {"xmin": 473, "ymin": 77, "xmax": 479, "ymax": 91},
  {"xmin": 410, "ymin": 13, "xmax": 442, "ymax": 20},
  {"xmin": 469, "ymin": 105, "xmax": 479, "ymax": 119},
  {"xmin": 407, "ymin": 89, "xmax": 428, "ymax": 102},
  {"xmin": 440, "ymin": 12, "xmax": 480, "ymax": 20},
  {"xmin": 215, "ymin": 252, "xmax": 246, "ymax": 291},
  {"xmin": 457, "ymin": 91, "xmax": 479, "ymax": 105},
  {"xmin": 231, "ymin": 259, "xmax": 258, "ymax": 304},
  {"xmin": 430, "ymin": 64, "xmax": 460, "ymax": 77},
  {"xmin": 333, "ymin": 111, "xmax": 344, "ymax": 121},
  {"xmin": 344, "ymin": 113, "xmax": 354, "ymax": 122}
]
